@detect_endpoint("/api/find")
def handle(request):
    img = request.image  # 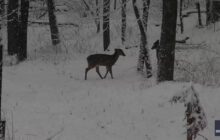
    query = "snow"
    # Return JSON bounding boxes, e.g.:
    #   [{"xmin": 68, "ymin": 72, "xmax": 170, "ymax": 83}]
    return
[
  {"xmin": 2, "ymin": 55, "xmax": 220, "ymax": 140},
  {"xmin": 1, "ymin": 1, "xmax": 220, "ymax": 140}
]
